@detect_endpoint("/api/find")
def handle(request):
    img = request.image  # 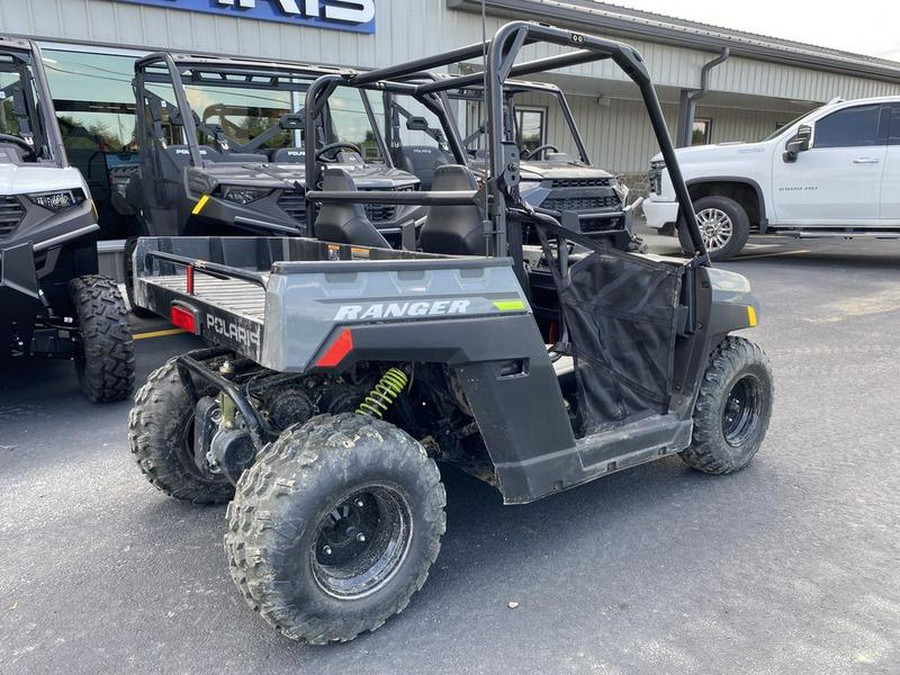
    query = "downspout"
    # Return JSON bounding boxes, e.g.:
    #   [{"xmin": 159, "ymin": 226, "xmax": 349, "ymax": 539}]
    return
[{"xmin": 677, "ymin": 47, "xmax": 730, "ymax": 147}]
